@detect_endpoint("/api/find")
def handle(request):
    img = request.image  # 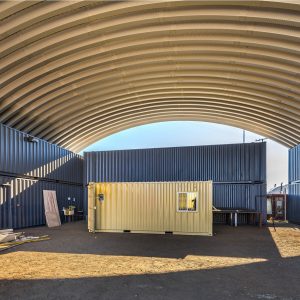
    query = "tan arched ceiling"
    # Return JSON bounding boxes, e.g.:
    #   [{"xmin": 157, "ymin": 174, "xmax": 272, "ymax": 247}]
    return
[{"xmin": 0, "ymin": 0, "xmax": 300, "ymax": 152}]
